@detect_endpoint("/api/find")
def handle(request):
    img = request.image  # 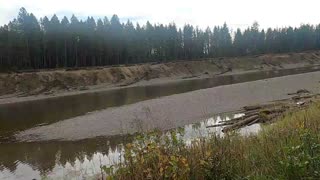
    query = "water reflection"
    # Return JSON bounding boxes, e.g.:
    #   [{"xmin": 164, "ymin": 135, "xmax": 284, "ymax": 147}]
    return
[
  {"xmin": 0, "ymin": 113, "xmax": 260, "ymax": 179},
  {"xmin": 0, "ymin": 135, "xmax": 130, "ymax": 180},
  {"xmin": 182, "ymin": 113, "xmax": 260, "ymax": 145}
]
